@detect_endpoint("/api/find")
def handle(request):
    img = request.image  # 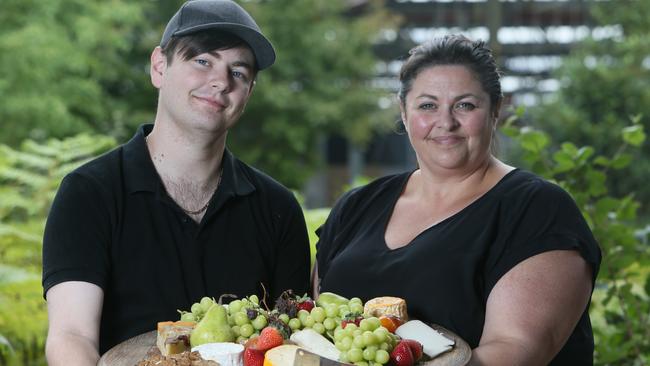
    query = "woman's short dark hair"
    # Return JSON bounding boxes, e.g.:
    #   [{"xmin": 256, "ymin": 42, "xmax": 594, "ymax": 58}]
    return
[
  {"xmin": 161, "ymin": 29, "xmax": 255, "ymax": 70},
  {"xmin": 398, "ymin": 35, "xmax": 503, "ymax": 111}
]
